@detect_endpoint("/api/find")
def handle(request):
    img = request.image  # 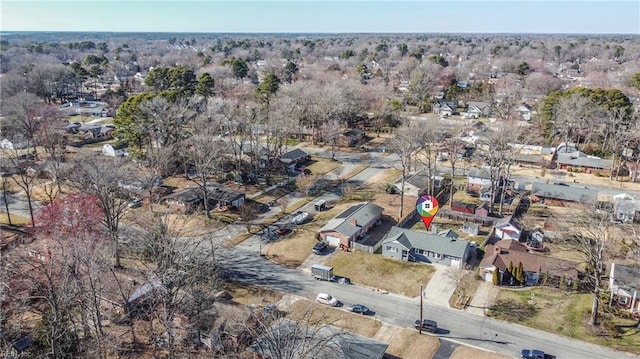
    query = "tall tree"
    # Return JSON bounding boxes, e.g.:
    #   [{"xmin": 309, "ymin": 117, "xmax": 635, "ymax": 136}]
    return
[
  {"xmin": 194, "ymin": 72, "xmax": 215, "ymax": 97},
  {"xmin": 66, "ymin": 155, "xmax": 138, "ymax": 268}
]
